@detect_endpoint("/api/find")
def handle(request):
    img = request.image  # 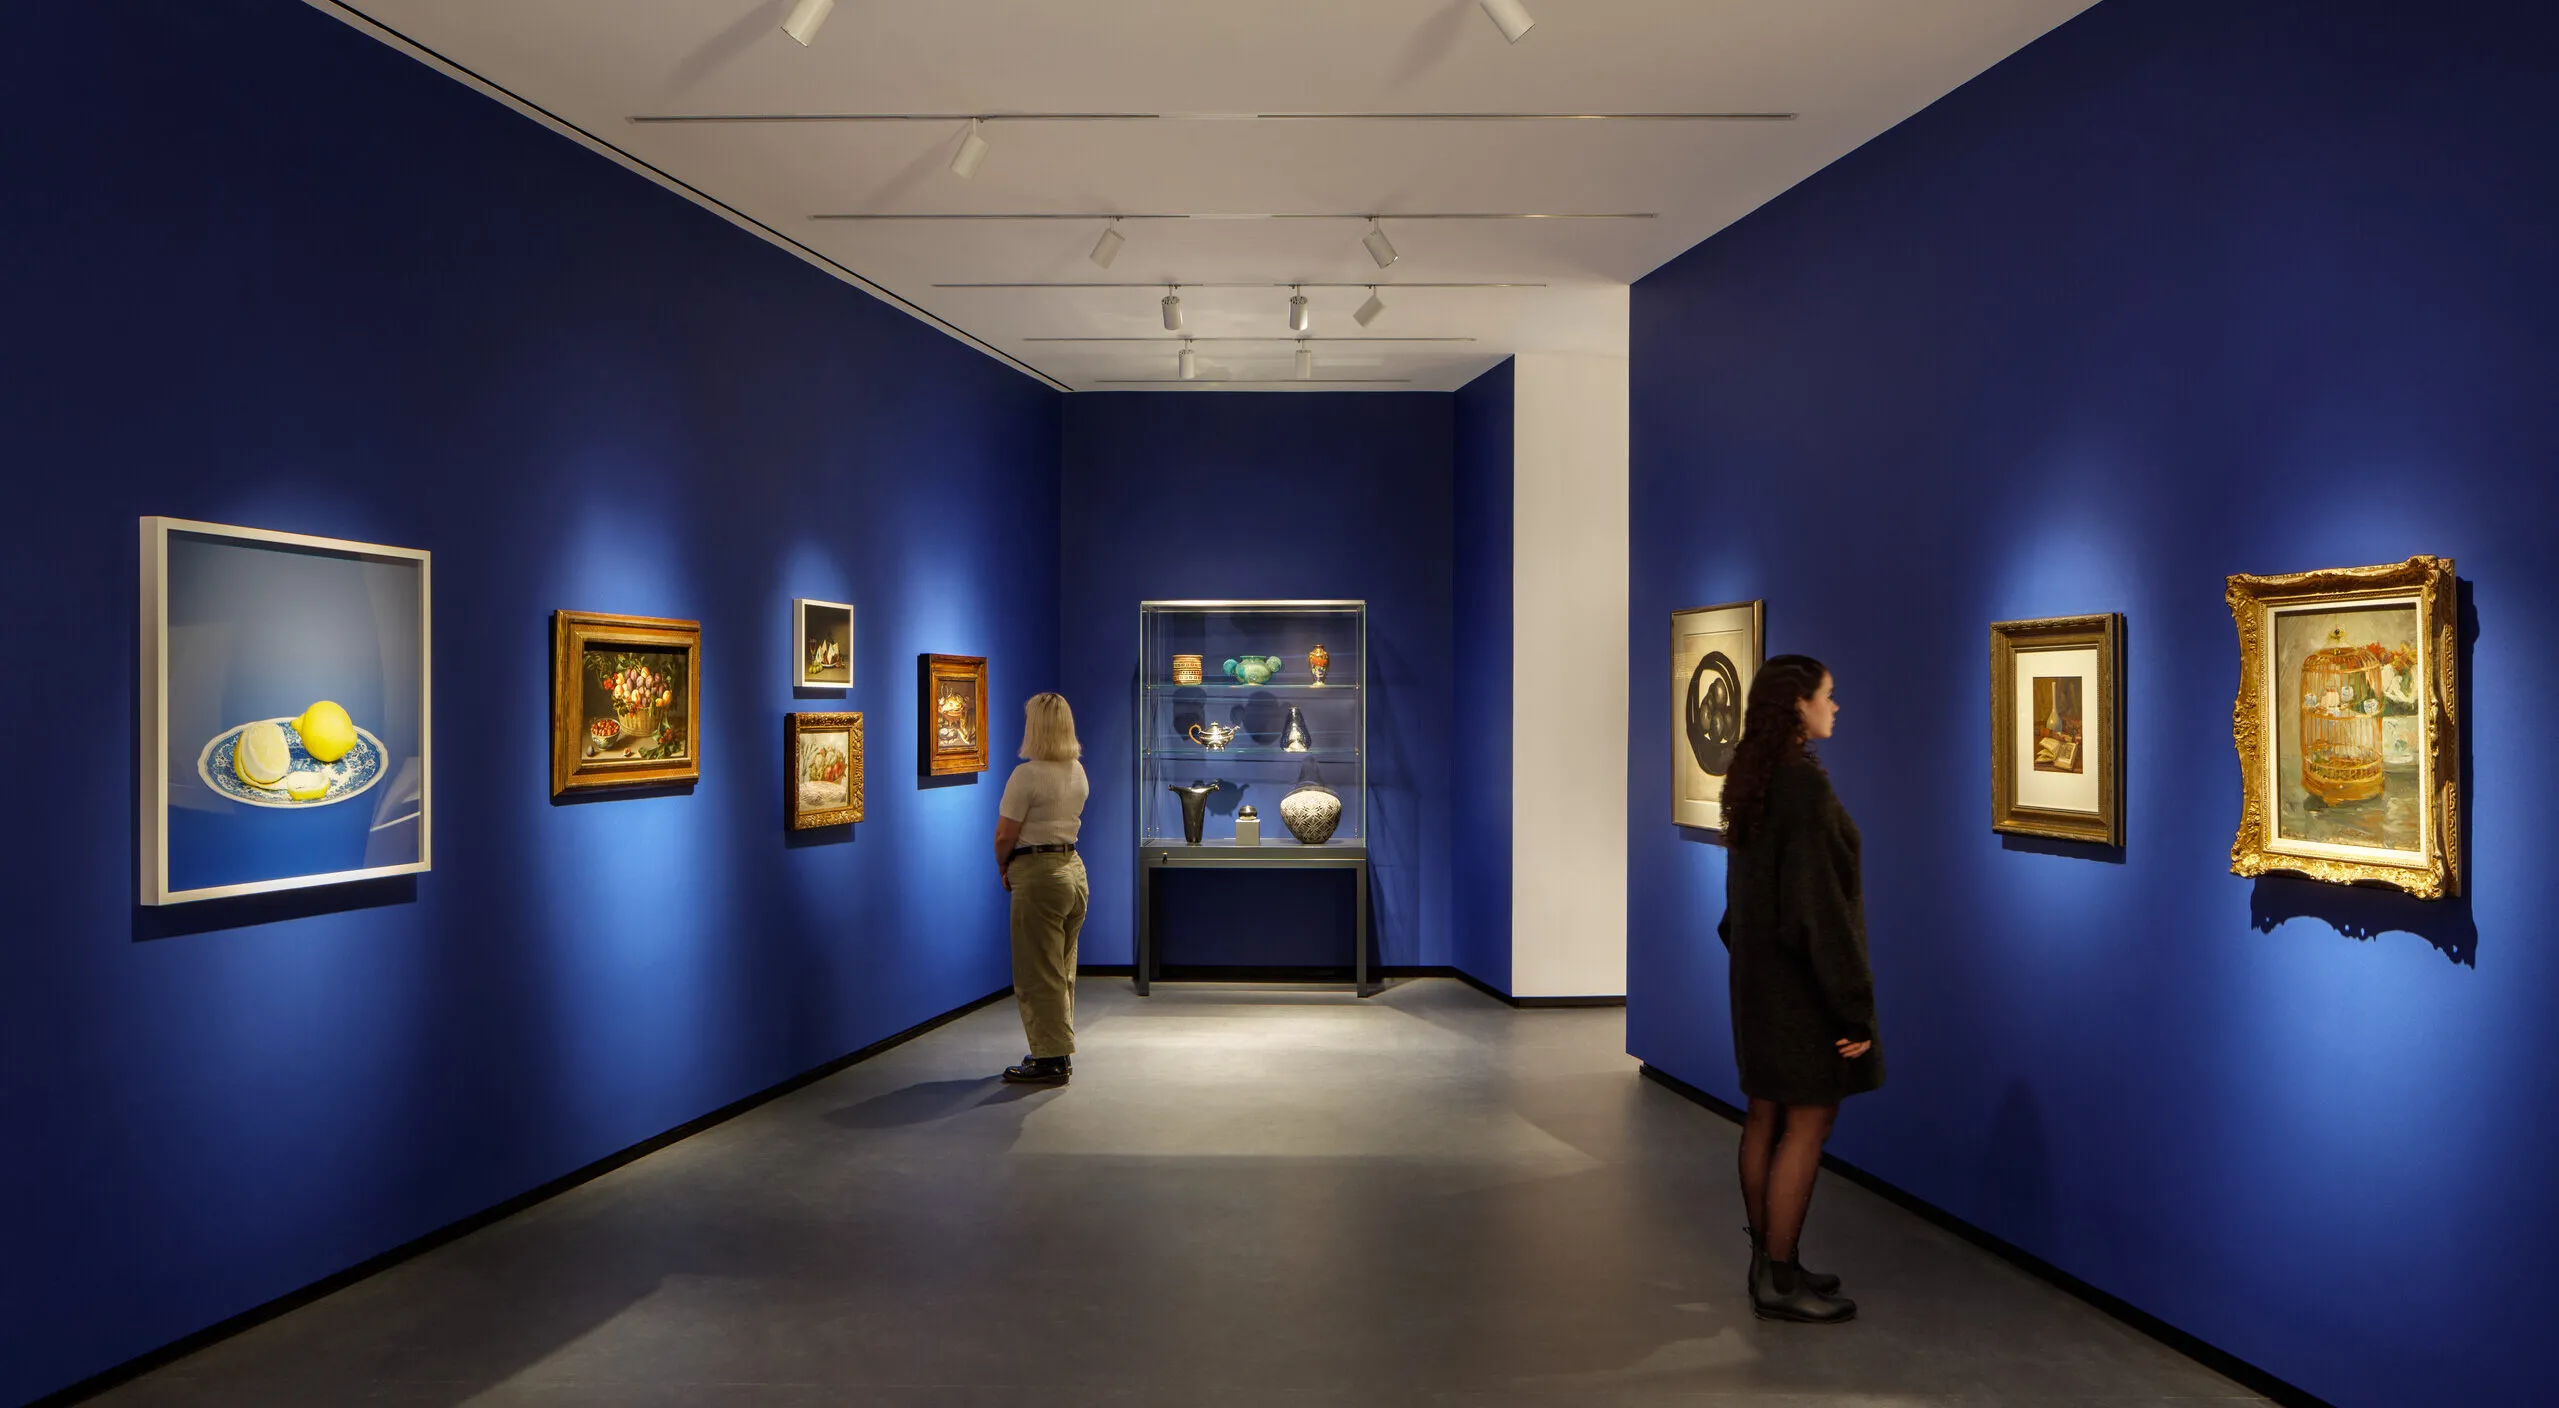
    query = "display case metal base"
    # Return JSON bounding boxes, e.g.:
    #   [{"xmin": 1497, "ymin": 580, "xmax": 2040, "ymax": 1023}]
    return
[{"xmin": 1134, "ymin": 842, "xmax": 1374, "ymax": 997}]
